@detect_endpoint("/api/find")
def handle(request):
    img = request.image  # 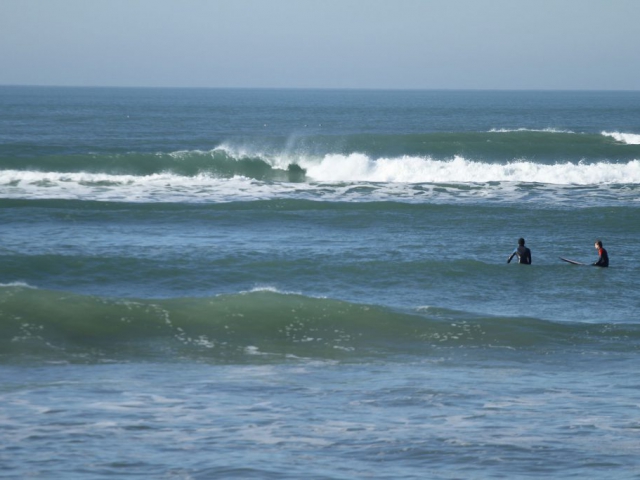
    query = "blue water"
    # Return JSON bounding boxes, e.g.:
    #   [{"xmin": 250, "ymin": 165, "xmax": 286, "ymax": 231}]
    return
[{"xmin": 1, "ymin": 87, "xmax": 640, "ymax": 479}]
